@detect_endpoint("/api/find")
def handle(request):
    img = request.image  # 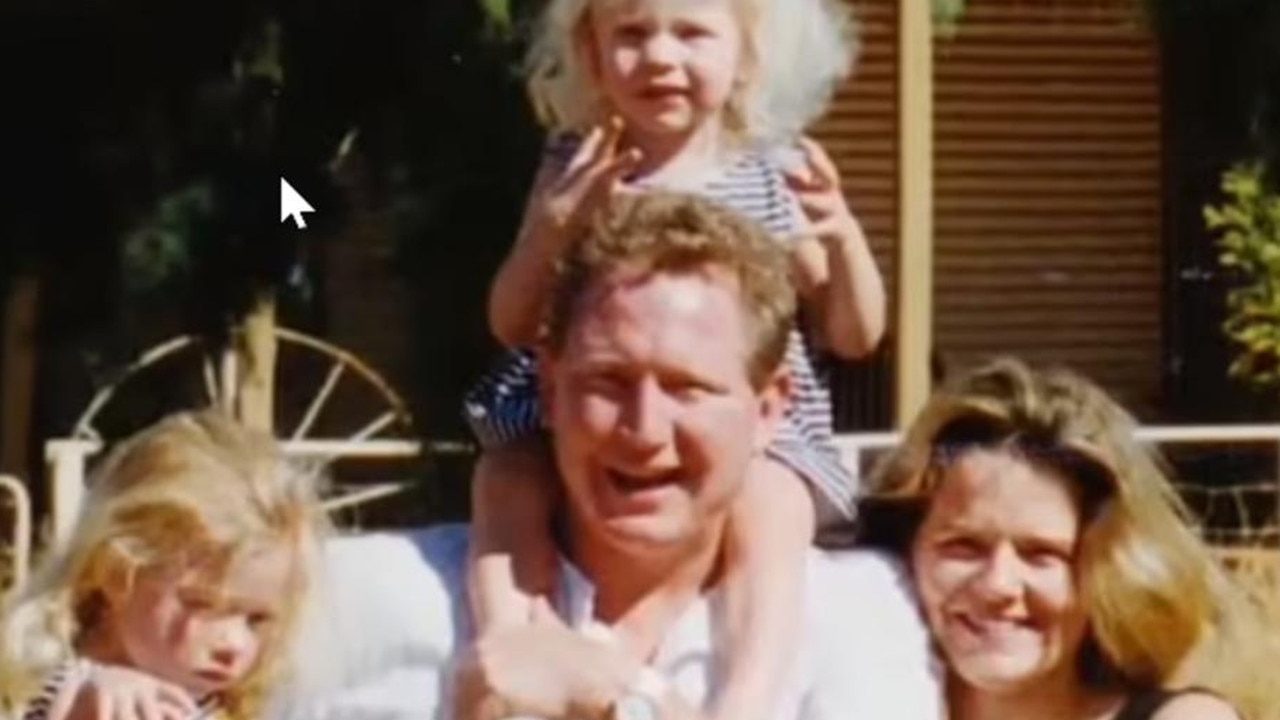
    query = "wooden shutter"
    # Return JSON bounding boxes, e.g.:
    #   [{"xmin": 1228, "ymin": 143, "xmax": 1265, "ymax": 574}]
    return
[{"xmin": 932, "ymin": 0, "xmax": 1164, "ymax": 416}]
